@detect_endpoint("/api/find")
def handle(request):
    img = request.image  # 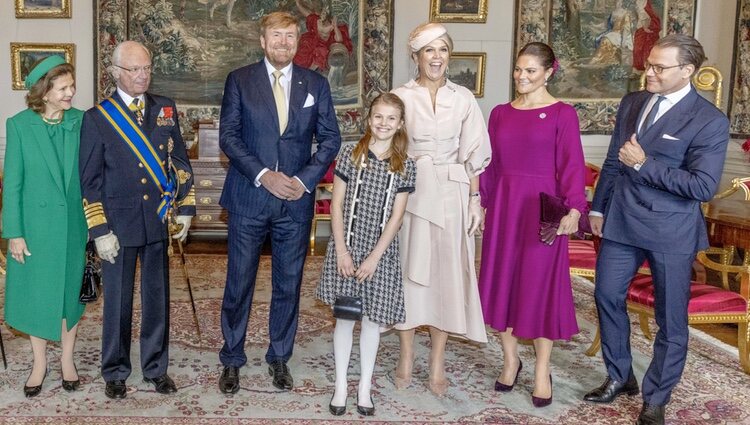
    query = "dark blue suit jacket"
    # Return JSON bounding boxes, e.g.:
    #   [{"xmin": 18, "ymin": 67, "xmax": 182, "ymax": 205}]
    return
[
  {"xmin": 592, "ymin": 87, "xmax": 729, "ymax": 254},
  {"xmin": 80, "ymin": 92, "xmax": 196, "ymax": 246},
  {"xmin": 218, "ymin": 61, "xmax": 341, "ymax": 222}
]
